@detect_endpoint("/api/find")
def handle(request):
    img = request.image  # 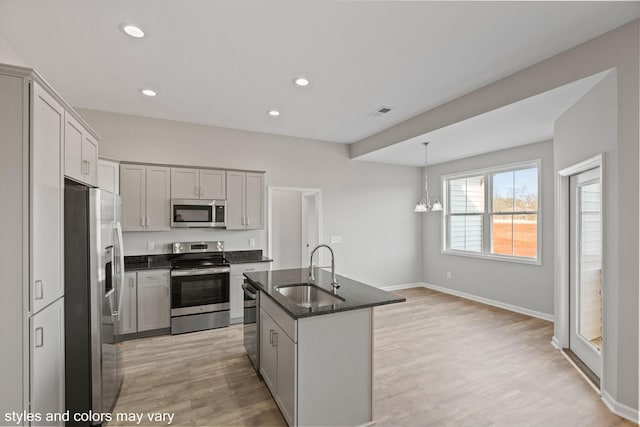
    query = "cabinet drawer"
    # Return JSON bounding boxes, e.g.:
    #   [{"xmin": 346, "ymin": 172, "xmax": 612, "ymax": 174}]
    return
[
  {"xmin": 230, "ymin": 262, "xmax": 270, "ymax": 276},
  {"xmin": 137, "ymin": 269, "xmax": 170, "ymax": 283},
  {"xmin": 261, "ymin": 294, "xmax": 296, "ymax": 342}
]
